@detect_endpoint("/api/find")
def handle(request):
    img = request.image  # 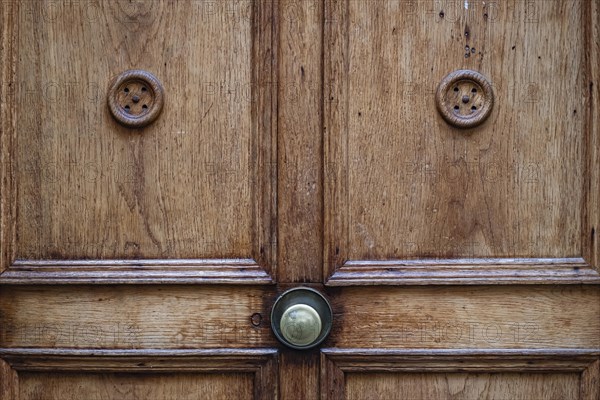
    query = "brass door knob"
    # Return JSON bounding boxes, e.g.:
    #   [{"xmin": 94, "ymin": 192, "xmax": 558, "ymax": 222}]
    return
[
  {"xmin": 280, "ymin": 304, "xmax": 322, "ymax": 346},
  {"xmin": 271, "ymin": 287, "xmax": 333, "ymax": 350}
]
